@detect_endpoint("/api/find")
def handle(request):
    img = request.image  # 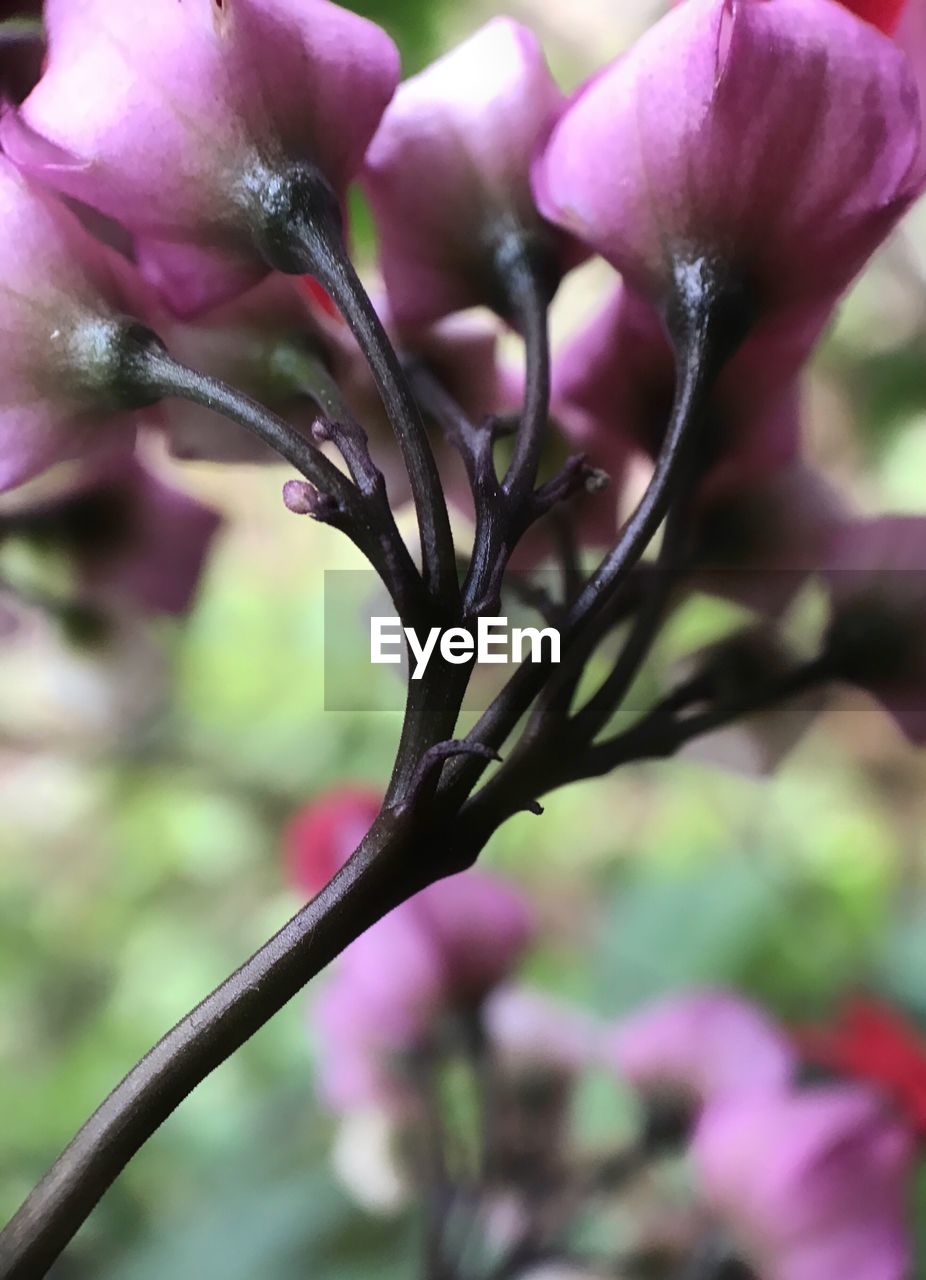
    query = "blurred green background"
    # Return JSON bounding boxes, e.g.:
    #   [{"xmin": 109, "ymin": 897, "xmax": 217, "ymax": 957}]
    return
[{"xmin": 5, "ymin": 1, "xmax": 926, "ymax": 1275}]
